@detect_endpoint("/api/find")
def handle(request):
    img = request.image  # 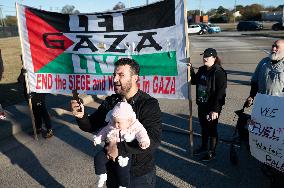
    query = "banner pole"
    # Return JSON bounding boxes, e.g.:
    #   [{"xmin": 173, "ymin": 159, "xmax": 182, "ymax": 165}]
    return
[
  {"xmin": 16, "ymin": 3, "xmax": 38, "ymax": 140},
  {"xmin": 24, "ymin": 68, "xmax": 38, "ymax": 141},
  {"xmin": 183, "ymin": 0, "xmax": 193, "ymax": 156}
]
